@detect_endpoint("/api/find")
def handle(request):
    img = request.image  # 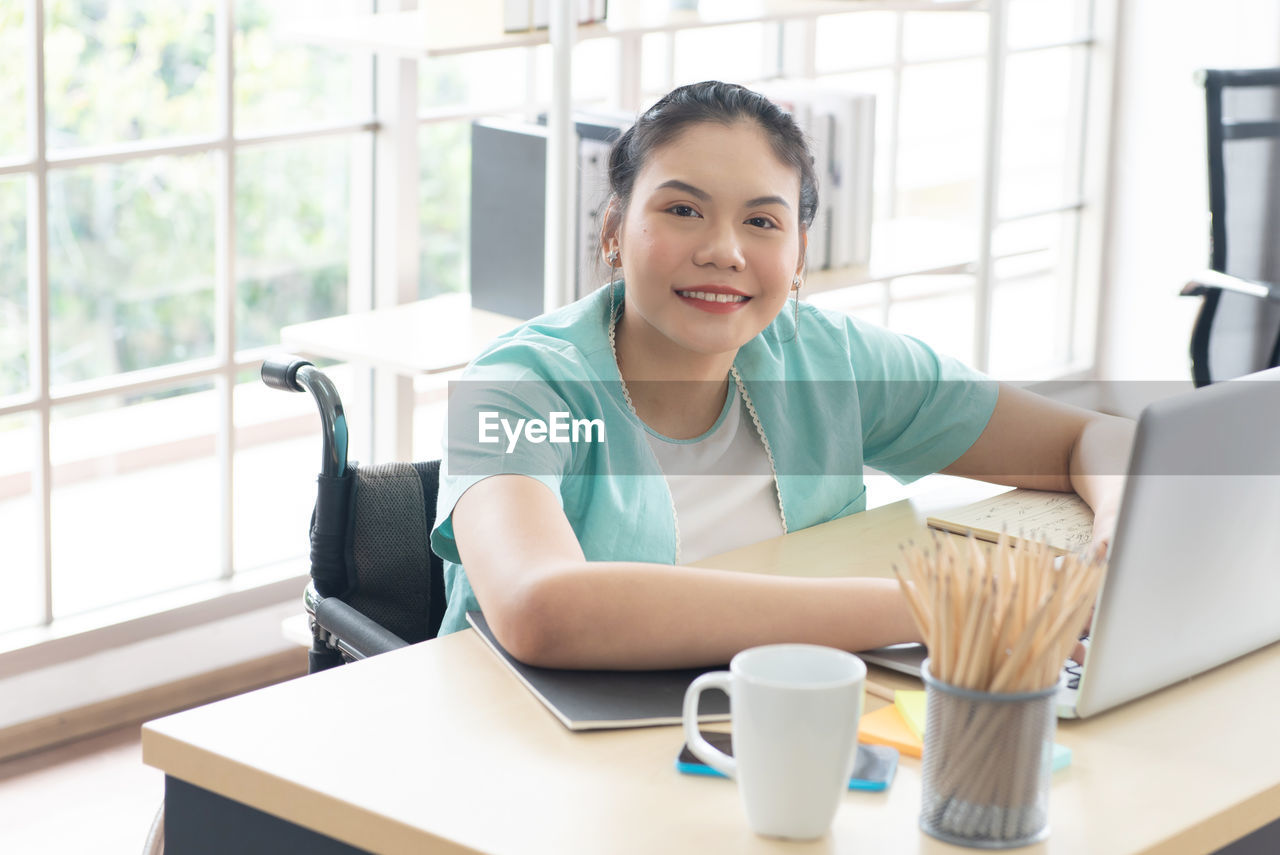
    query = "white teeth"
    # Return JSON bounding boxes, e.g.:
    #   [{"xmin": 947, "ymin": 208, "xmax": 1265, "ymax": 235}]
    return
[{"xmin": 677, "ymin": 290, "xmax": 748, "ymax": 303}]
